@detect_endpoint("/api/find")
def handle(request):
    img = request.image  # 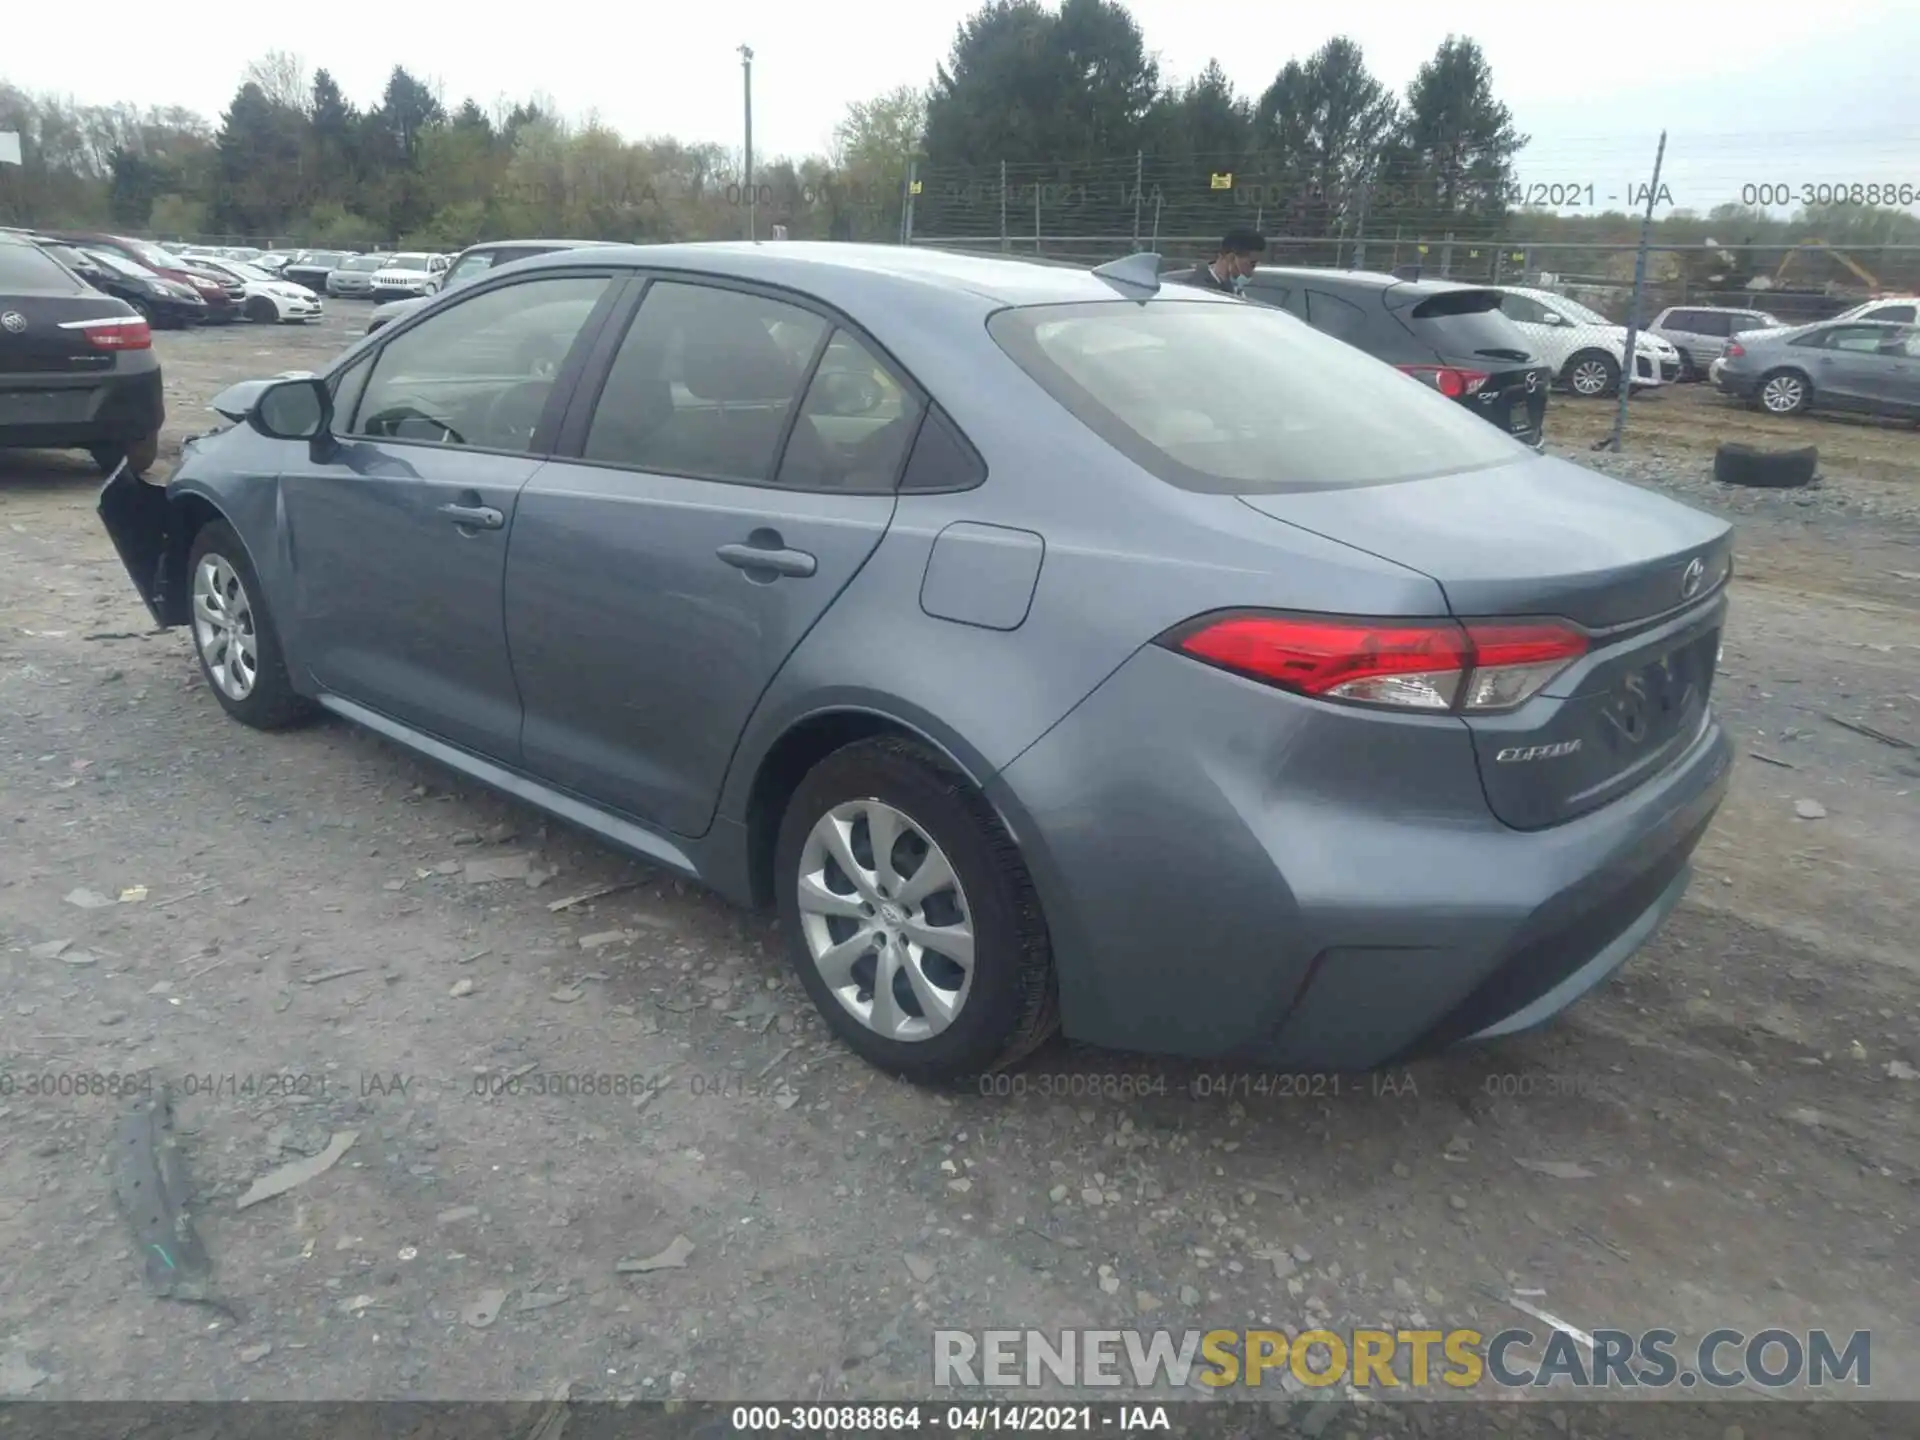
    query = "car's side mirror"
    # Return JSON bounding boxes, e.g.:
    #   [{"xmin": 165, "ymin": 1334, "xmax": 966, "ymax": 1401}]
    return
[
  {"xmin": 1540, "ymin": 312, "xmax": 1566, "ymax": 326},
  {"xmin": 251, "ymin": 376, "xmax": 332, "ymax": 440}
]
